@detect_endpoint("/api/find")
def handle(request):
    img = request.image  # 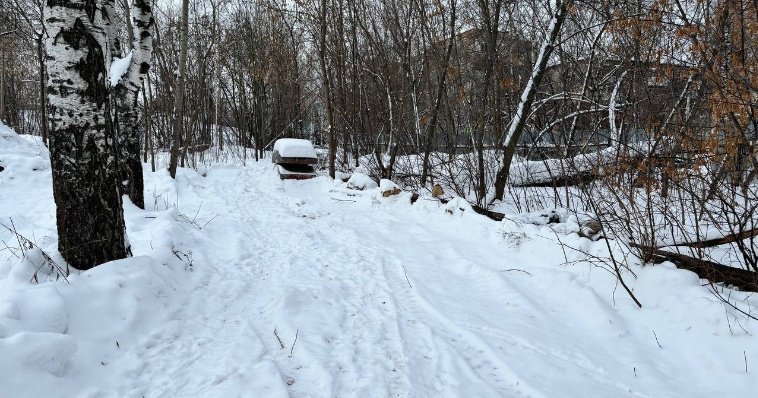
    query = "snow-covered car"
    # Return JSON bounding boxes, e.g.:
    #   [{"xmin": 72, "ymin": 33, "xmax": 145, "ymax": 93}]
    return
[{"xmin": 272, "ymin": 138, "xmax": 318, "ymax": 180}]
